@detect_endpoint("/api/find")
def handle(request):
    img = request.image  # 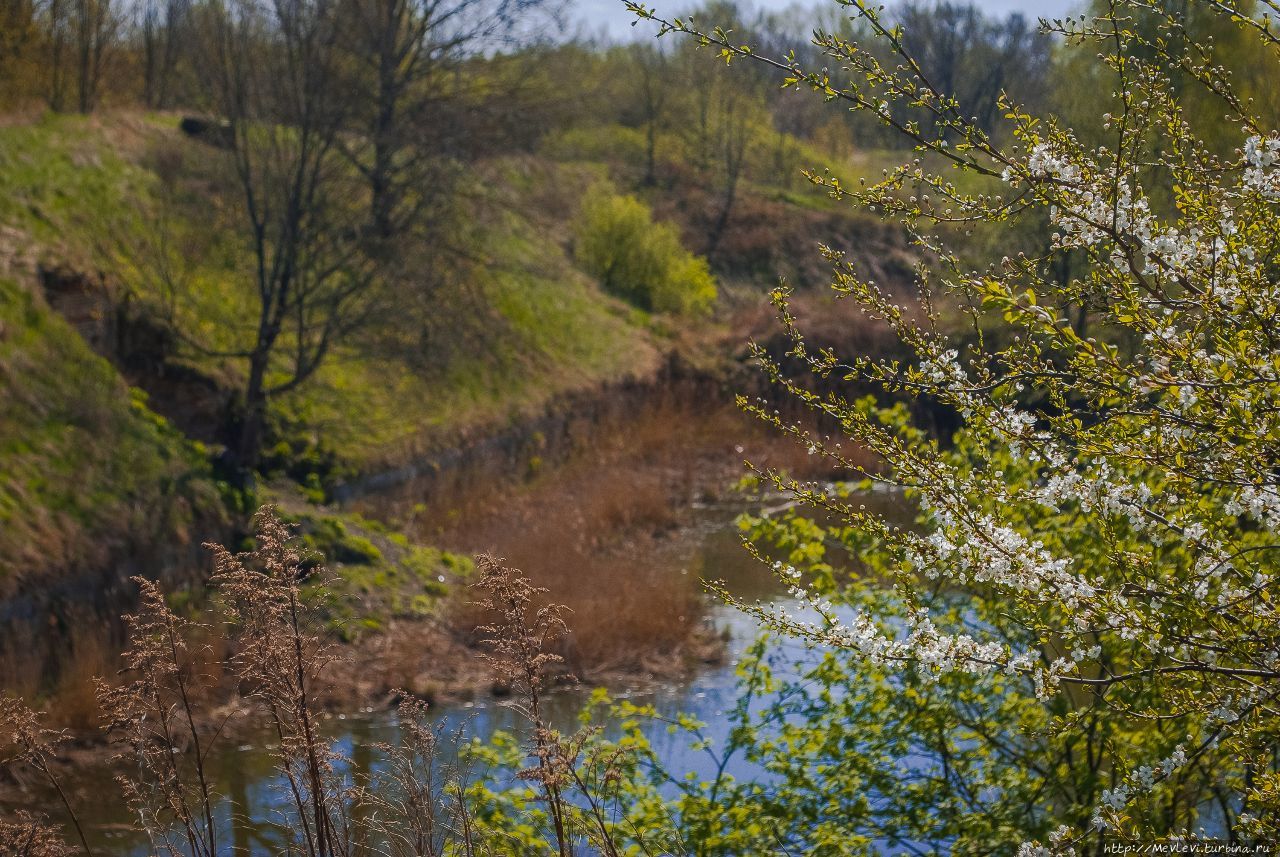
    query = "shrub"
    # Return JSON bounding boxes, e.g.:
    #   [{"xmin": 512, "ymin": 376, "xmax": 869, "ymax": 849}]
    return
[
  {"xmin": 541, "ymin": 124, "xmax": 648, "ymax": 165},
  {"xmin": 573, "ymin": 184, "xmax": 716, "ymax": 316}
]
